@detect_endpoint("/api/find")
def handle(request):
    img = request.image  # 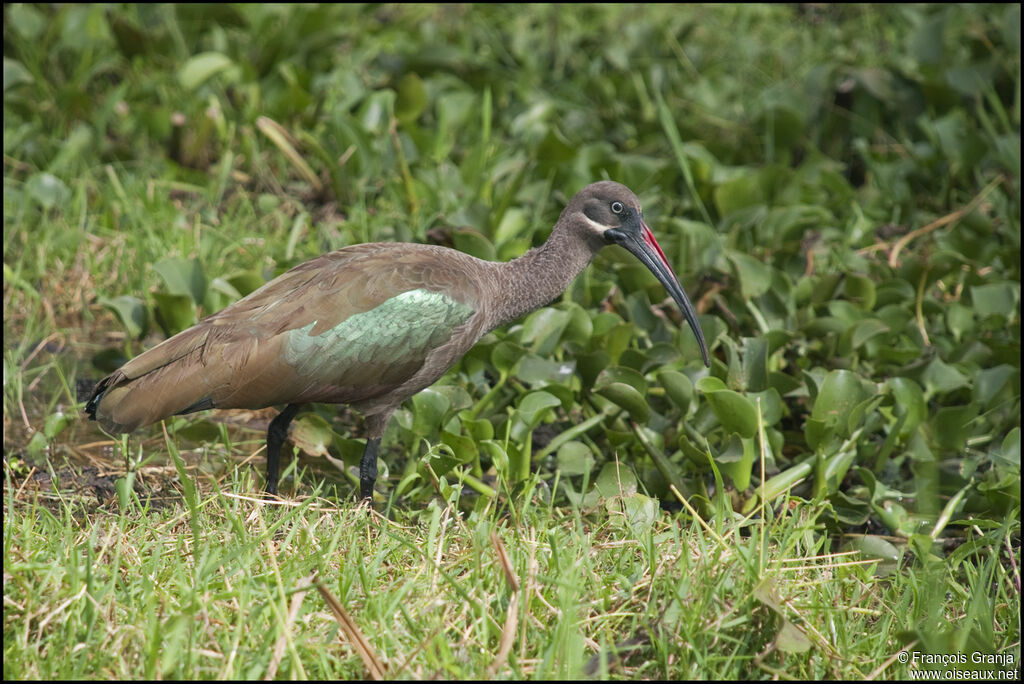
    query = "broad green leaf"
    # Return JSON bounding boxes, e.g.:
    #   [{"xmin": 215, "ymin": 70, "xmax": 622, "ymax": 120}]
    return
[
  {"xmin": 451, "ymin": 227, "xmax": 496, "ymax": 261},
  {"xmin": 811, "ymin": 370, "xmax": 870, "ymax": 427},
  {"xmin": 929, "ymin": 404, "xmax": 979, "ymax": 451},
  {"xmin": 290, "ymin": 414, "xmax": 337, "ymax": 457},
  {"xmin": 178, "ymin": 52, "xmax": 234, "ymax": 89},
  {"xmin": 776, "ymin": 620, "xmax": 812, "ymax": 654},
  {"xmin": 887, "ymin": 377, "xmax": 927, "ymax": 438},
  {"xmin": 412, "ymin": 388, "xmax": 450, "ymax": 438},
  {"xmin": 727, "ymin": 251, "xmax": 772, "ymax": 299},
  {"xmin": 973, "ymin": 364, "xmax": 1017, "ymax": 407},
  {"xmin": 25, "ymin": 173, "xmax": 70, "ymax": 210},
  {"xmin": 658, "ymin": 369, "xmax": 694, "ymax": 413},
  {"xmin": 153, "ymin": 292, "xmax": 196, "ymax": 336},
  {"xmin": 850, "ymin": 319, "xmax": 890, "ymax": 349},
  {"xmin": 395, "ymin": 72, "xmax": 427, "ymax": 124},
  {"xmin": 715, "ymin": 433, "xmax": 755, "ymax": 490},
  {"xmin": 3, "ymin": 58, "xmax": 33, "ymax": 91},
  {"xmin": 843, "ymin": 535, "xmax": 901, "ymax": 563},
  {"xmin": 715, "ymin": 172, "xmax": 765, "ymax": 216},
  {"xmin": 996, "ymin": 428, "xmax": 1020, "ymax": 468},
  {"xmin": 697, "ymin": 376, "xmax": 758, "ymax": 438},
  {"xmin": 970, "ymin": 282, "xmax": 1019, "ymax": 318},
  {"xmin": 594, "ymin": 461, "xmax": 638, "ymax": 499},
  {"xmin": 922, "ymin": 358, "xmax": 970, "ymax": 395},
  {"xmin": 560, "ymin": 302, "xmax": 594, "ymax": 345},
  {"xmin": 440, "ymin": 430, "xmax": 477, "ymax": 466},
  {"xmin": 491, "ymin": 341, "xmax": 524, "ymax": 375},
  {"xmin": 556, "ymin": 441, "xmax": 595, "ymax": 476},
  {"xmin": 153, "ymin": 257, "xmax": 207, "ymax": 304},
  {"xmin": 595, "ymin": 382, "xmax": 650, "ymax": 423},
  {"xmin": 841, "ymin": 274, "xmax": 877, "ymax": 310},
  {"xmin": 100, "ymin": 295, "xmax": 149, "ymax": 339},
  {"xmin": 594, "ymin": 366, "xmax": 647, "ymax": 394},
  {"xmin": 520, "ymin": 307, "xmax": 571, "ymax": 355},
  {"xmin": 740, "ymin": 336, "xmax": 768, "ymax": 392},
  {"xmin": 516, "ymin": 390, "xmax": 561, "ymax": 429}
]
